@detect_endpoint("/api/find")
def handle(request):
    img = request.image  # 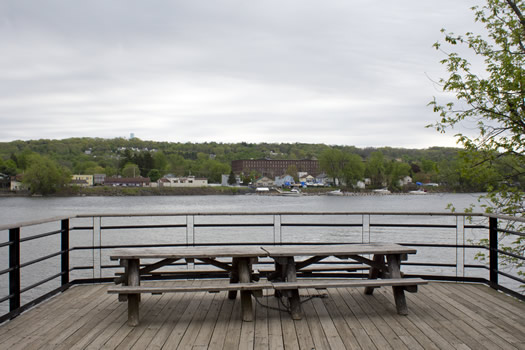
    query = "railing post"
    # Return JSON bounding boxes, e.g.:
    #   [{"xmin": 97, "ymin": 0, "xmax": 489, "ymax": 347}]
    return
[
  {"xmin": 9, "ymin": 227, "xmax": 20, "ymax": 314},
  {"xmin": 273, "ymin": 214, "xmax": 282, "ymax": 244},
  {"xmin": 489, "ymin": 217, "xmax": 498, "ymax": 289},
  {"xmin": 61, "ymin": 219, "xmax": 70, "ymax": 286}
]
